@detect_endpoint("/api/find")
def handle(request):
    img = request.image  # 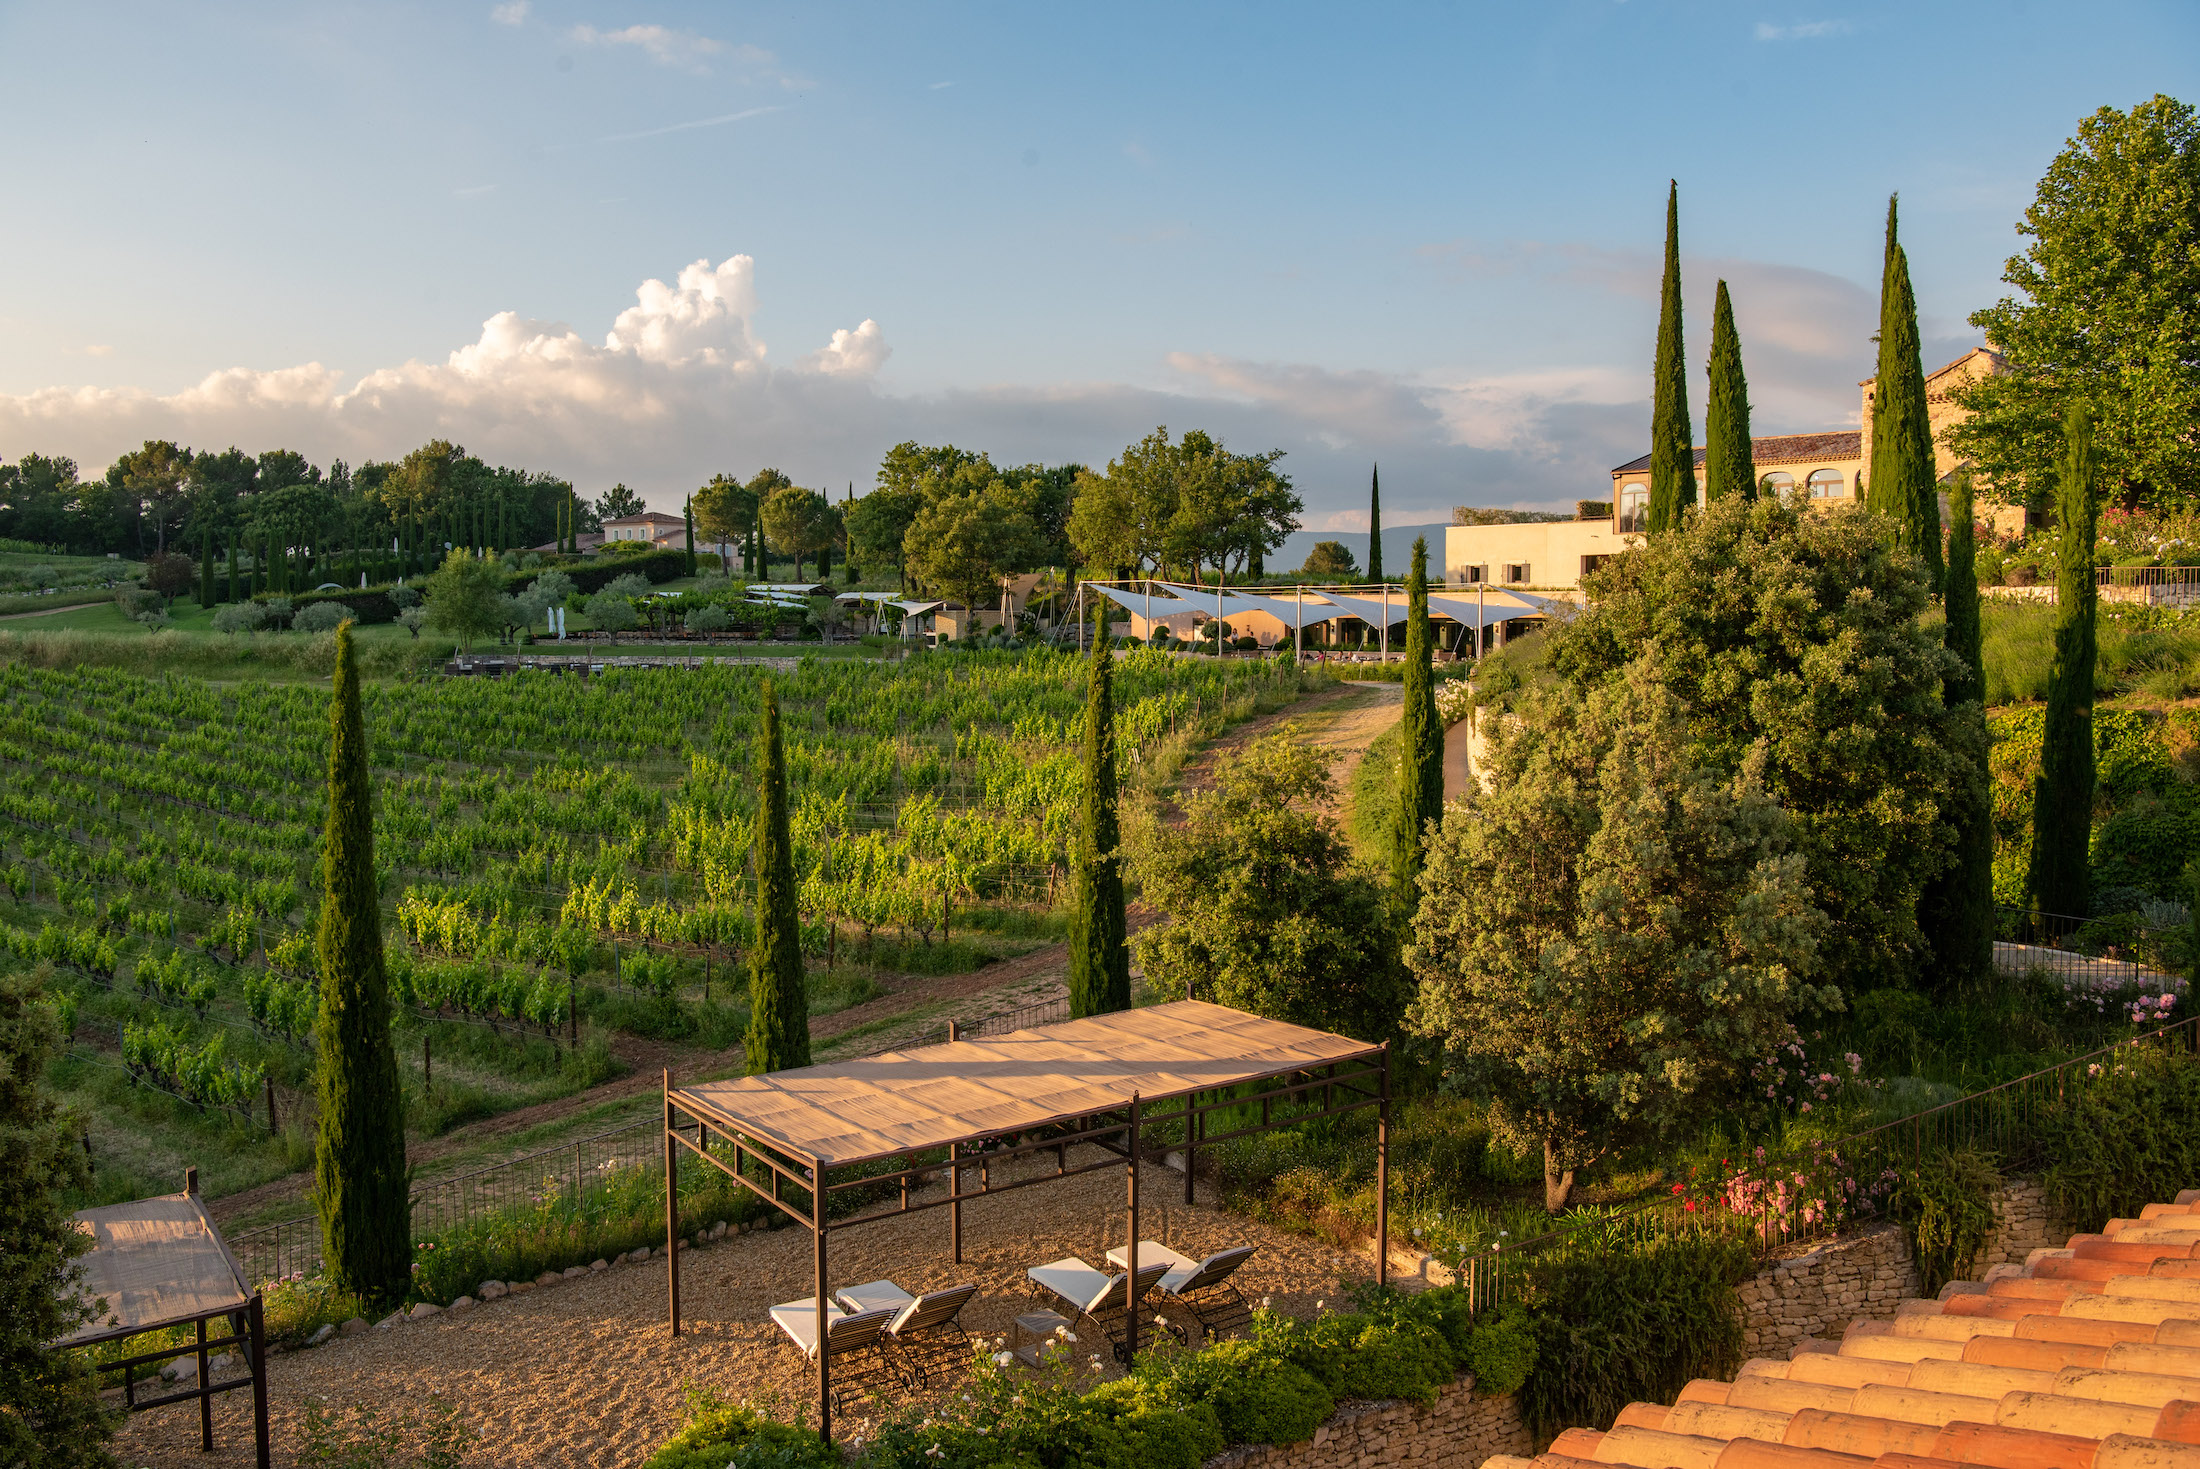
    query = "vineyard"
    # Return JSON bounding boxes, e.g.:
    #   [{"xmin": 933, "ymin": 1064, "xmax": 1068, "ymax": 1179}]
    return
[{"xmin": 0, "ymin": 647, "xmax": 1303, "ymax": 1212}]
